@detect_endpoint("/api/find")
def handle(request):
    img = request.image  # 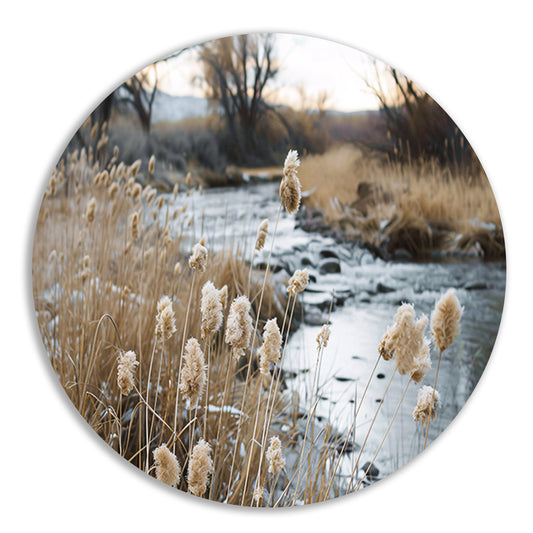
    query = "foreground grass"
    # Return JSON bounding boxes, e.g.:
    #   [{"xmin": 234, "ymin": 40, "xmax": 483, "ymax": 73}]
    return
[
  {"xmin": 33, "ymin": 124, "xmax": 466, "ymax": 505},
  {"xmin": 299, "ymin": 145, "xmax": 504, "ymax": 259}
]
